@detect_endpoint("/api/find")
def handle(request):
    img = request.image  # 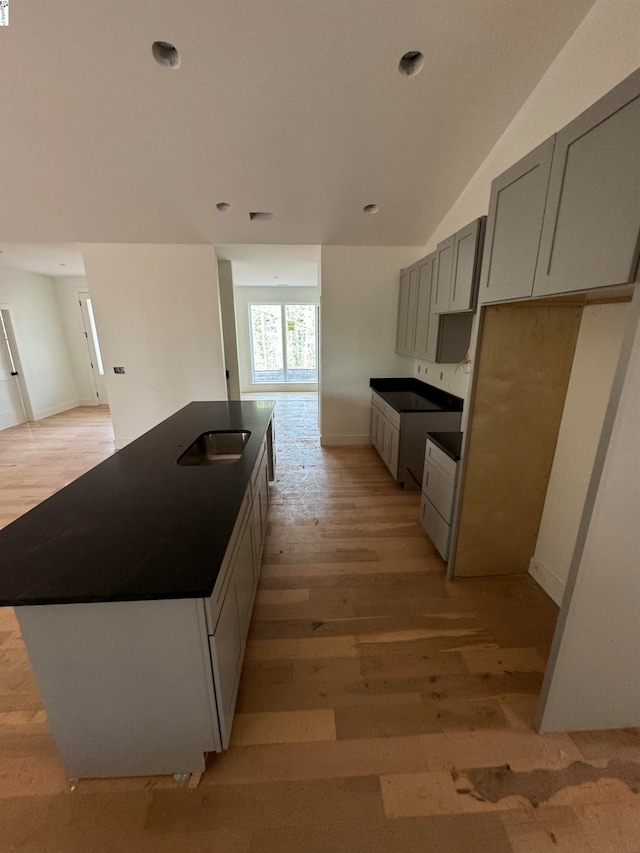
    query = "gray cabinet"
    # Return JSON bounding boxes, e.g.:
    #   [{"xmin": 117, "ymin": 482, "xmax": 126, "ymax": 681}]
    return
[
  {"xmin": 371, "ymin": 390, "xmax": 462, "ymax": 487},
  {"xmin": 409, "ymin": 251, "xmax": 475, "ymax": 365},
  {"xmin": 450, "ymin": 218, "xmax": 486, "ymax": 311},
  {"xmin": 480, "ymin": 69, "xmax": 640, "ymax": 304},
  {"xmin": 412, "ymin": 253, "xmax": 436, "ymax": 359},
  {"xmin": 533, "ymin": 68, "xmax": 640, "ymax": 297},
  {"xmin": 479, "ymin": 137, "xmax": 555, "ymax": 305},
  {"xmin": 434, "ymin": 219, "xmax": 486, "ymax": 314},
  {"xmin": 433, "ymin": 236, "xmax": 454, "ymax": 313},
  {"xmin": 371, "ymin": 391, "xmax": 402, "ymax": 480},
  {"xmin": 420, "ymin": 439, "xmax": 459, "ymax": 561},
  {"xmin": 395, "ymin": 263, "xmax": 419, "ymax": 356}
]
